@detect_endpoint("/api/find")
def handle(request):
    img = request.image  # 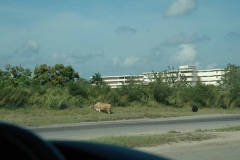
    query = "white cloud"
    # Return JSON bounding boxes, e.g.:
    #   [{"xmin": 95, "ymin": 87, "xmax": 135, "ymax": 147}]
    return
[
  {"xmin": 10, "ymin": 40, "xmax": 40, "ymax": 56},
  {"xmin": 162, "ymin": 33, "xmax": 210, "ymax": 46},
  {"xmin": 163, "ymin": 0, "xmax": 197, "ymax": 18},
  {"xmin": 112, "ymin": 57, "xmax": 121, "ymax": 66},
  {"xmin": 22, "ymin": 40, "xmax": 40, "ymax": 54},
  {"xmin": 170, "ymin": 44, "xmax": 197, "ymax": 64},
  {"xmin": 192, "ymin": 61, "xmax": 201, "ymax": 69},
  {"xmin": 205, "ymin": 63, "xmax": 218, "ymax": 69},
  {"xmin": 14, "ymin": 40, "xmax": 40, "ymax": 56},
  {"xmin": 145, "ymin": 46, "xmax": 164, "ymax": 62},
  {"xmin": 52, "ymin": 51, "xmax": 104, "ymax": 64},
  {"xmin": 111, "ymin": 56, "xmax": 140, "ymax": 68},
  {"xmin": 122, "ymin": 56, "xmax": 140, "ymax": 67}
]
